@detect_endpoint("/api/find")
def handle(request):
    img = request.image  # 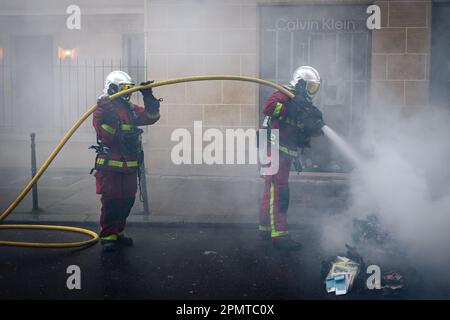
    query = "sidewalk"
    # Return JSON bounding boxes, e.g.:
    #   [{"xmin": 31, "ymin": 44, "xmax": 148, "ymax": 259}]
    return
[{"xmin": 0, "ymin": 167, "xmax": 351, "ymax": 226}]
